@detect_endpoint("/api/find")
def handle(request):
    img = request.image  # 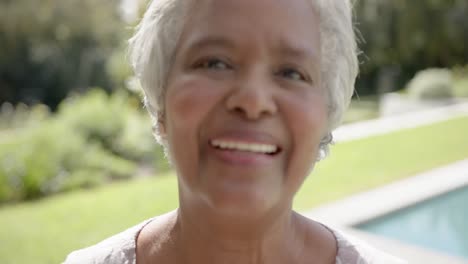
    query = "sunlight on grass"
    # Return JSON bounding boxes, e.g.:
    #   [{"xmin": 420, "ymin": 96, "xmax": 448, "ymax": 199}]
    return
[
  {"xmin": 0, "ymin": 173, "xmax": 178, "ymax": 264},
  {"xmin": 1, "ymin": 116, "xmax": 467, "ymax": 264},
  {"xmin": 295, "ymin": 116, "xmax": 468, "ymax": 210}
]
